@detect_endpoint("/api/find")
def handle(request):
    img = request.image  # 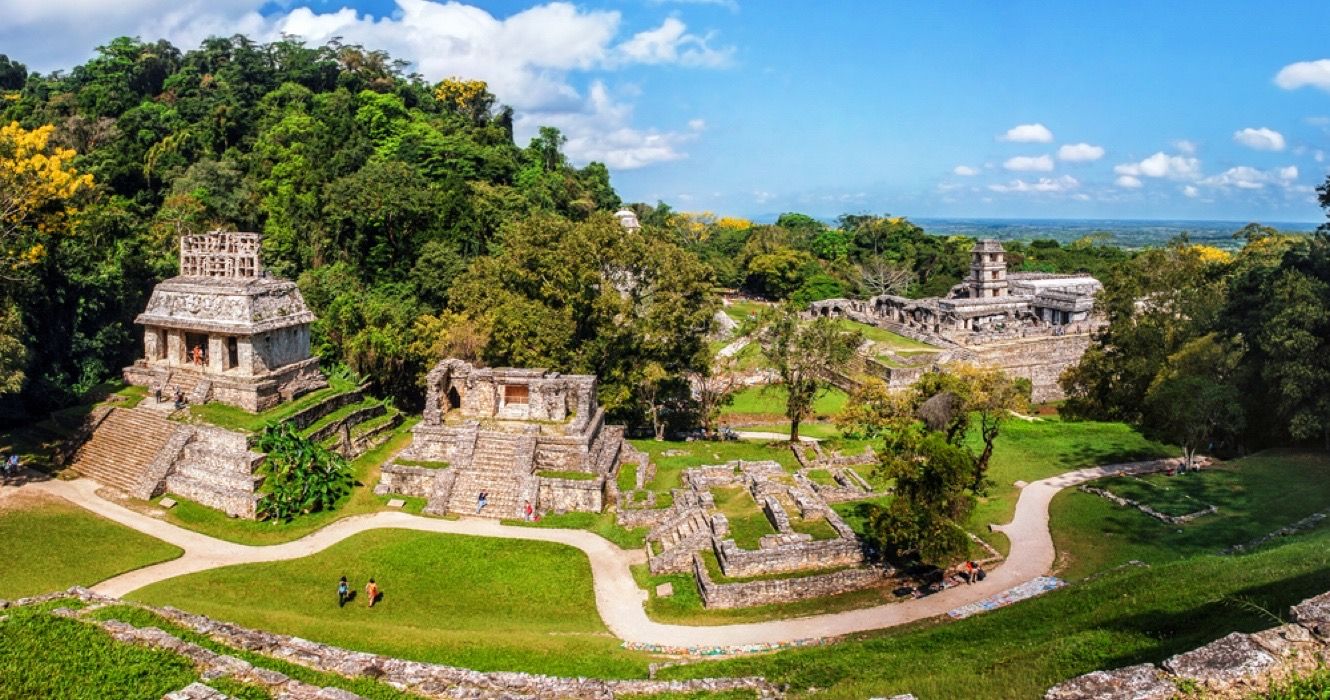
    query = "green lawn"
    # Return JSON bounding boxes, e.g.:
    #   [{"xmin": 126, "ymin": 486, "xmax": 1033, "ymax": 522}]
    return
[
  {"xmin": 832, "ymin": 318, "xmax": 938, "ymax": 351},
  {"xmin": 130, "ymin": 529, "xmax": 654, "ymax": 679},
  {"xmin": 503, "ymin": 510, "xmax": 647, "ymax": 550},
  {"xmin": 963, "ymin": 416, "xmax": 1176, "ymax": 555},
  {"xmin": 729, "ymin": 421, "xmax": 842, "ymax": 439},
  {"xmin": 659, "ymin": 523, "xmax": 1330, "ymax": 699},
  {"xmin": 628, "ymin": 438, "xmax": 801, "ymax": 510},
  {"xmin": 0, "ymin": 493, "xmax": 183, "ymax": 599},
  {"xmin": 1092, "ymin": 473, "xmax": 1217, "ymax": 518},
  {"xmin": 722, "ymin": 385, "xmax": 848, "ymax": 420},
  {"xmin": 711, "ymin": 485, "xmax": 777, "ymax": 549},
  {"xmin": 722, "ymin": 299, "xmax": 768, "ymax": 323},
  {"xmin": 1051, "ymin": 450, "xmax": 1330, "ymax": 580},
  {"xmin": 162, "ymin": 418, "xmax": 418, "ymax": 545},
  {"xmin": 633, "ymin": 563, "xmax": 902, "ymax": 626}
]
